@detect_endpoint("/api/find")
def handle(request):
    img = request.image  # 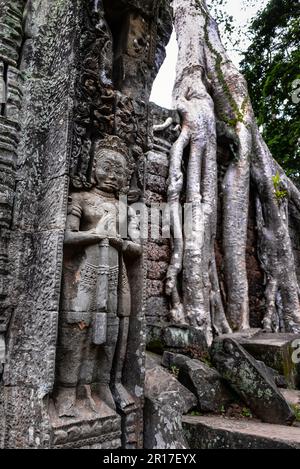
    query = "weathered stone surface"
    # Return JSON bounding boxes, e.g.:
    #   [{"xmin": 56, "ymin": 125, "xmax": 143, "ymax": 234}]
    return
[
  {"xmin": 1, "ymin": 386, "xmax": 51, "ymax": 449},
  {"xmin": 145, "ymin": 354, "xmax": 197, "ymax": 414},
  {"xmin": 13, "ymin": 175, "xmax": 69, "ymax": 231},
  {"xmin": 147, "ymin": 324, "xmax": 208, "ymax": 355},
  {"xmin": 145, "ymin": 243, "xmax": 171, "ymax": 262},
  {"xmin": 147, "ymin": 324, "xmax": 166, "ymax": 354},
  {"xmin": 163, "ymin": 326, "xmax": 208, "ymax": 352},
  {"xmin": 238, "ymin": 333, "xmax": 300, "ymax": 389},
  {"xmin": 146, "ymin": 260, "xmax": 169, "ymax": 280},
  {"xmin": 4, "ymin": 308, "xmax": 58, "ymax": 390},
  {"xmin": 178, "ymin": 359, "xmax": 234, "ymax": 413},
  {"xmin": 162, "ymin": 351, "xmax": 190, "ymax": 370},
  {"xmin": 11, "ymin": 231, "xmax": 65, "ymax": 311},
  {"xmin": 144, "ymin": 190, "xmax": 166, "ymax": 206},
  {"xmin": 146, "ymin": 151, "xmax": 169, "ymax": 178},
  {"xmin": 48, "ymin": 398, "xmax": 122, "ymax": 450},
  {"xmin": 144, "ymin": 354, "xmax": 196, "ymax": 449},
  {"xmin": 162, "ymin": 351, "xmax": 235, "ymax": 413},
  {"xmin": 211, "ymin": 338, "xmax": 295, "ymax": 425},
  {"xmin": 146, "ymin": 173, "xmax": 167, "ymax": 195},
  {"xmin": 257, "ymin": 360, "xmax": 288, "ymax": 389},
  {"xmin": 146, "ymin": 279, "xmax": 165, "ymax": 298},
  {"xmin": 144, "ymin": 398, "xmax": 189, "ymax": 450},
  {"xmin": 146, "ymin": 297, "xmax": 169, "ymax": 326},
  {"xmin": 183, "ymin": 416, "xmax": 300, "ymax": 449}
]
